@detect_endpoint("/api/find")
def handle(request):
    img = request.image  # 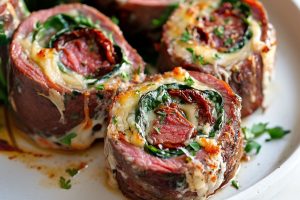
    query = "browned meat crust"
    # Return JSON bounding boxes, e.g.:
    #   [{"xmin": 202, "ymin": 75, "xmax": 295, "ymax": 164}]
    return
[
  {"xmin": 158, "ymin": 0, "xmax": 276, "ymax": 117},
  {"xmin": 105, "ymin": 68, "xmax": 243, "ymax": 200},
  {"xmin": 9, "ymin": 3, "xmax": 144, "ymax": 150}
]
